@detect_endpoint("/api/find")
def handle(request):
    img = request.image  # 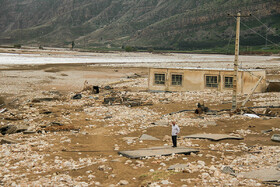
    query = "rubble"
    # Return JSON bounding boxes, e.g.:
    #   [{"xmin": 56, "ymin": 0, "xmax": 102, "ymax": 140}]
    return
[{"xmin": 0, "ymin": 59, "xmax": 280, "ymax": 186}]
